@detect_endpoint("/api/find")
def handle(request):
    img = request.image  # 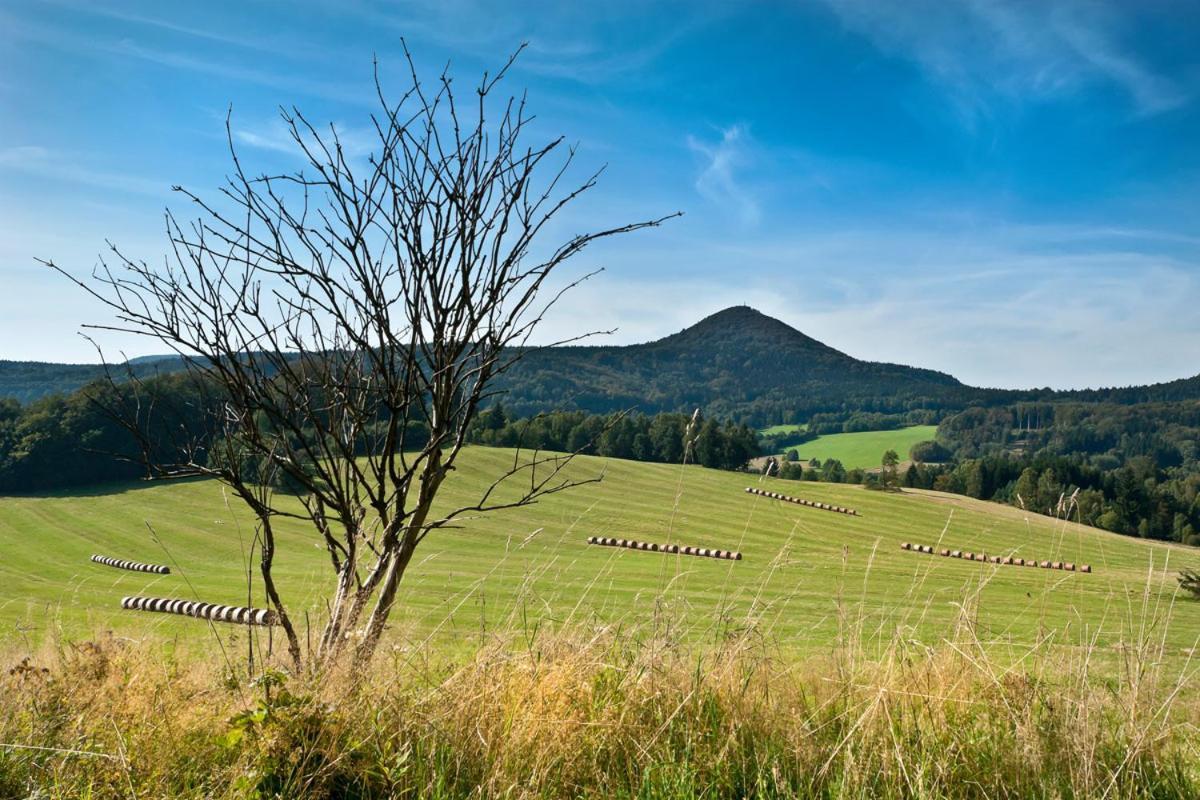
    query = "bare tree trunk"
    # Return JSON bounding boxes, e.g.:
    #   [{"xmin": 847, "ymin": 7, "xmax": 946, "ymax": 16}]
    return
[
  {"xmin": 356, "ymin": 501, "xmax": 435, "ymax": 664},
  {"xmin": 317, "ymin": 553, "xmax": 359, "ymax": 665},
  {"xmin": 257, "ymin": 515, "xmax": 302, "ymax": 671}
]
